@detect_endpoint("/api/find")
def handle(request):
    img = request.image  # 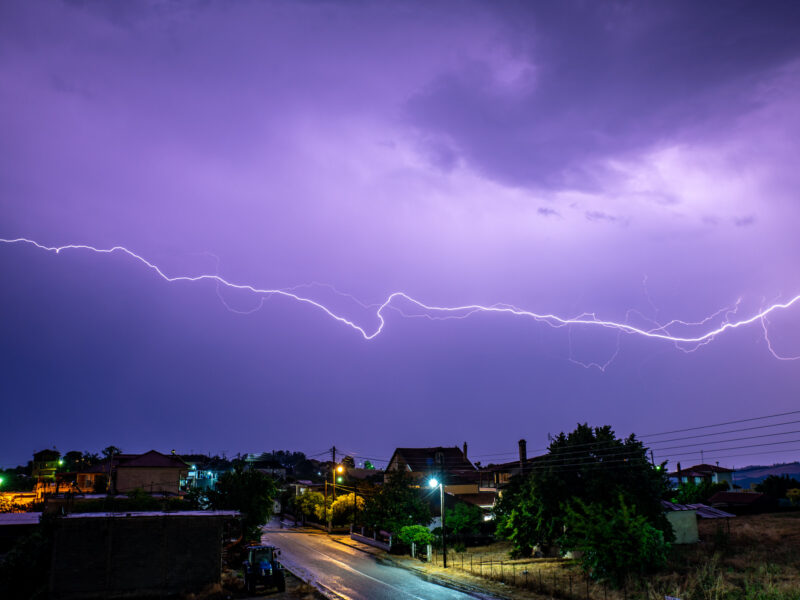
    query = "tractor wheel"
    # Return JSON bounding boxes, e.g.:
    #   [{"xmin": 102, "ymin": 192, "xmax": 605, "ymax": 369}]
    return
[{"xmin": 275, "ymin": 571, "xmax": 286, "ymax": 592}]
